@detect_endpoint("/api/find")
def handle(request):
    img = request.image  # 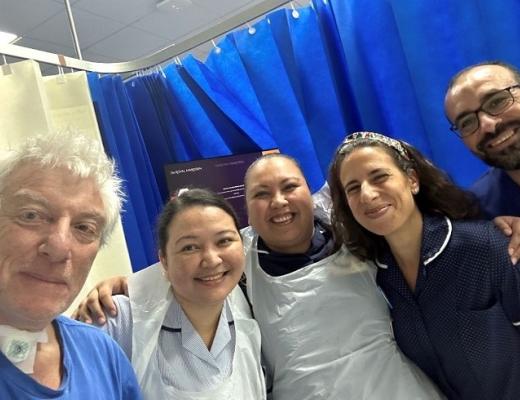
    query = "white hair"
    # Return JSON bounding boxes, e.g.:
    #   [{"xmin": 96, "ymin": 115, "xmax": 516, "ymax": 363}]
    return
[{"xmin": 0, "ymin": 132, "xmax": 124, "ymax": 245}]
